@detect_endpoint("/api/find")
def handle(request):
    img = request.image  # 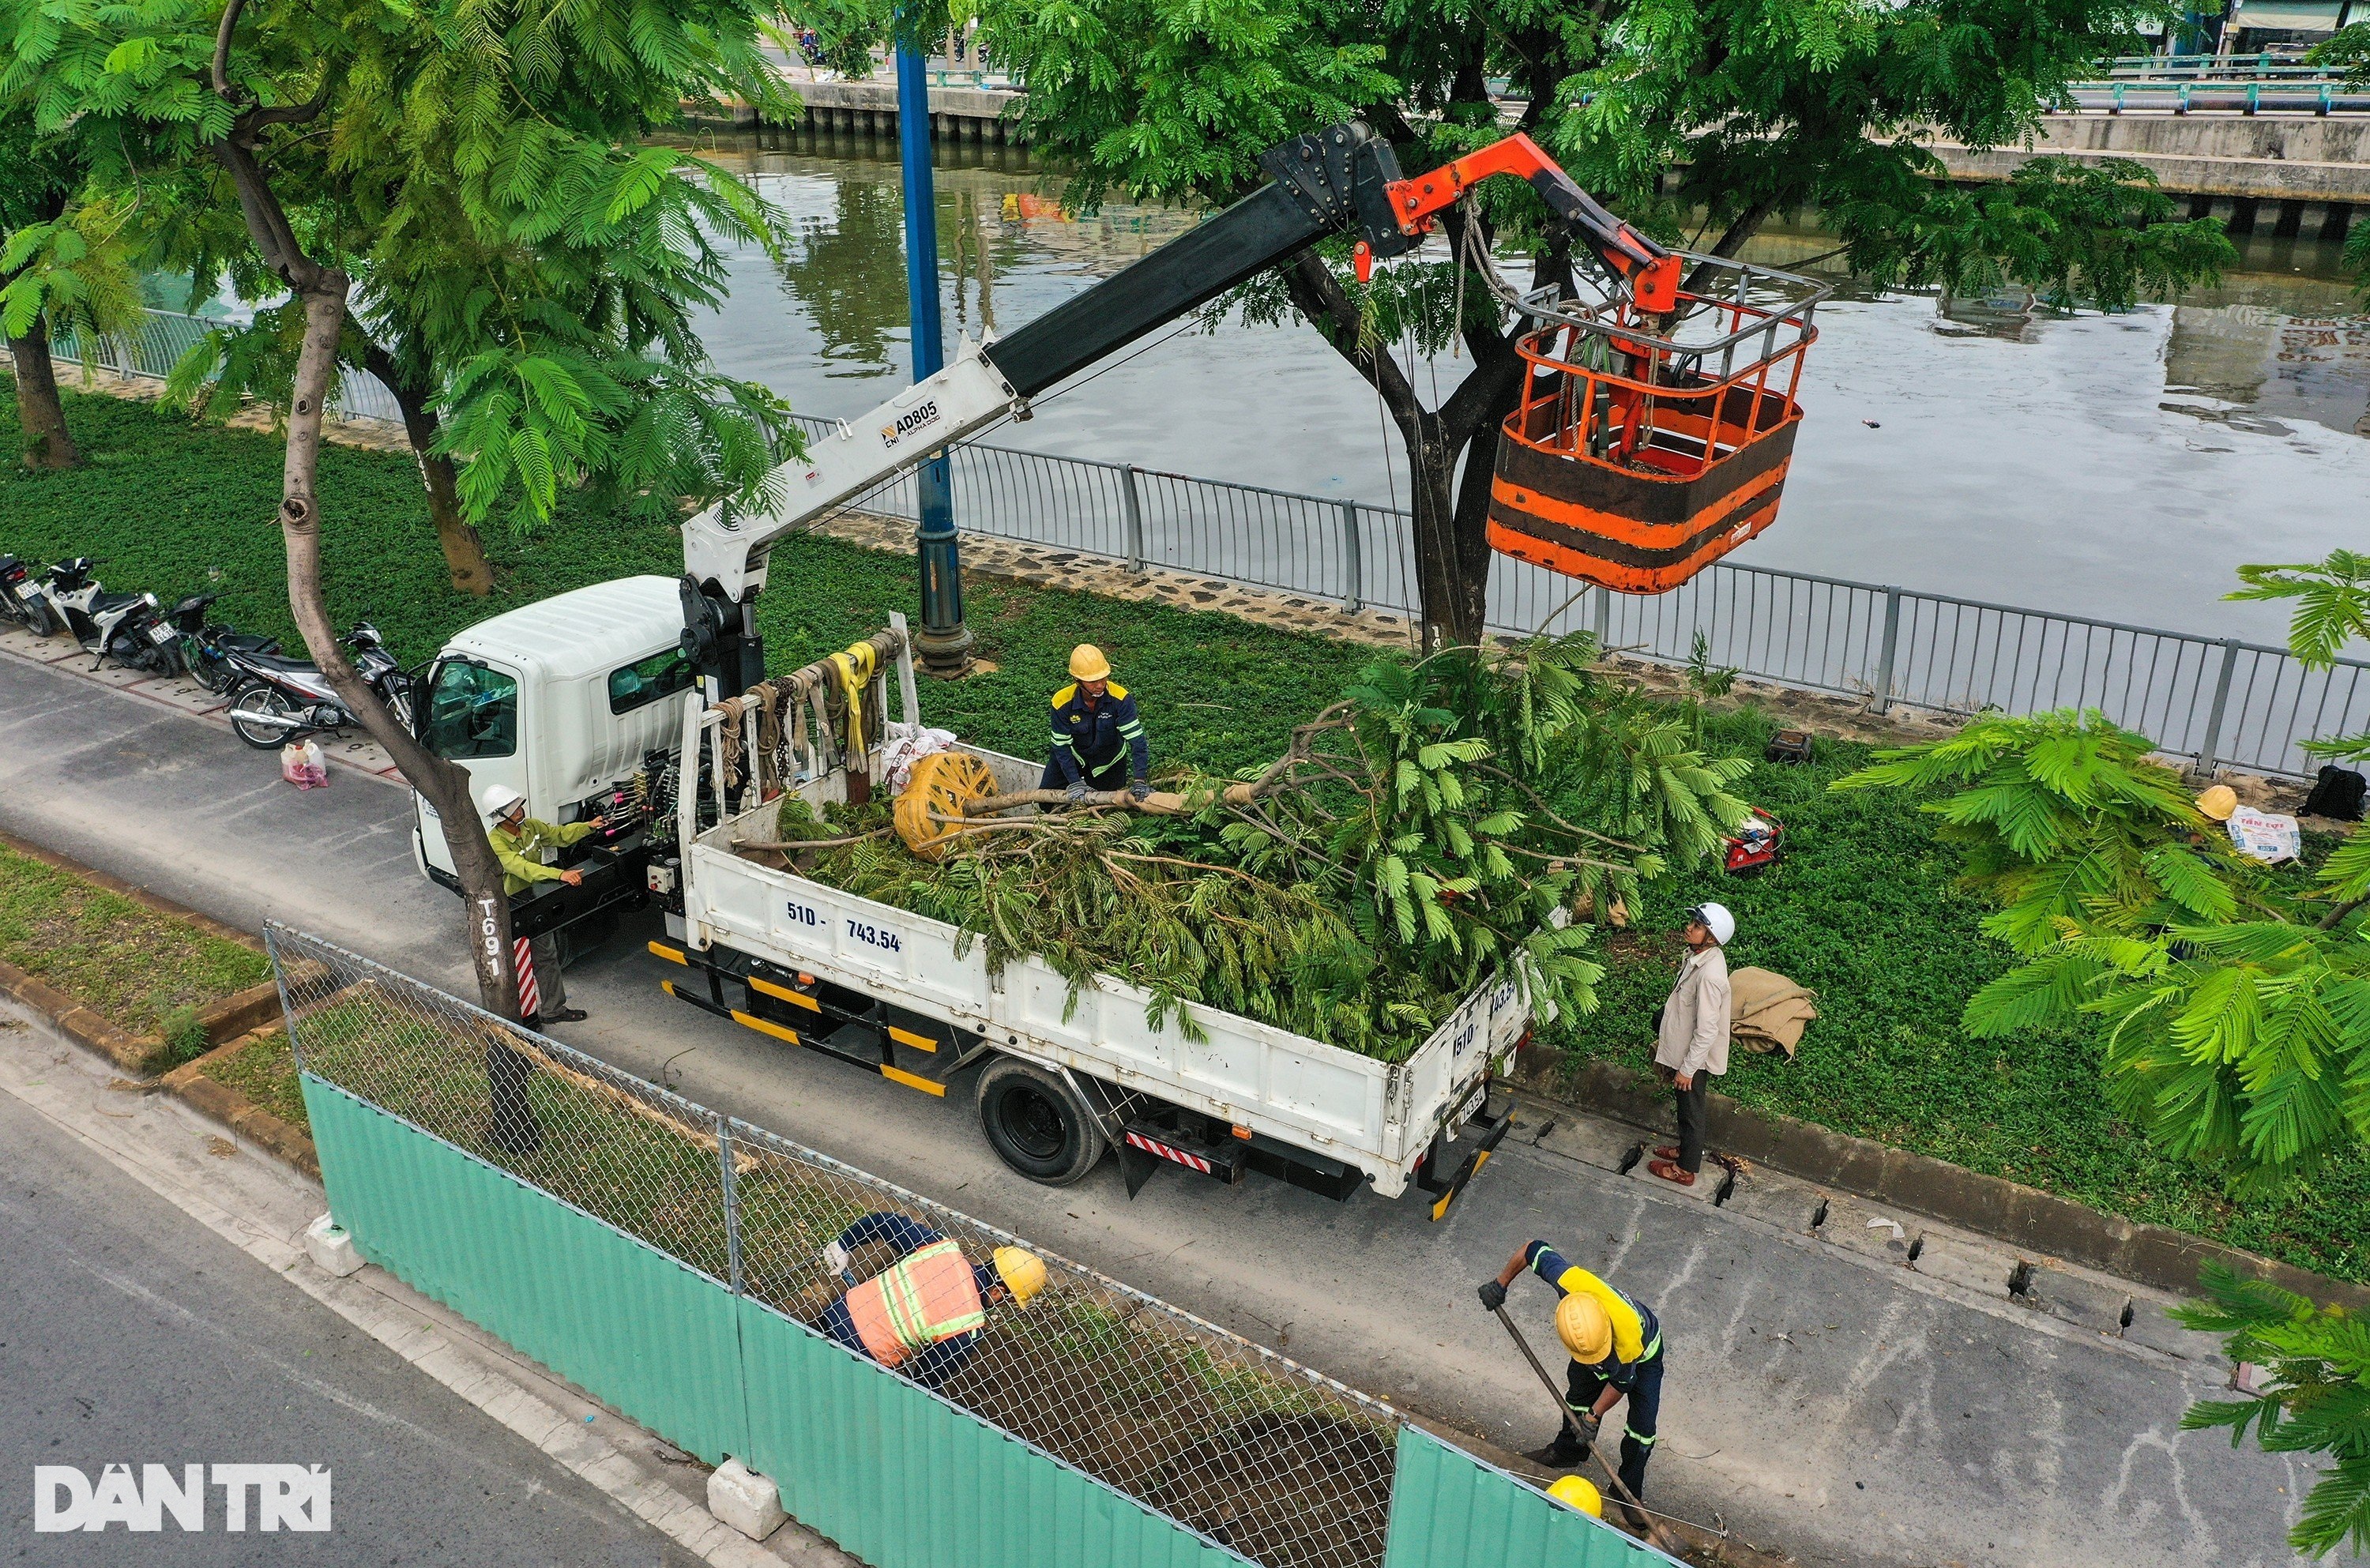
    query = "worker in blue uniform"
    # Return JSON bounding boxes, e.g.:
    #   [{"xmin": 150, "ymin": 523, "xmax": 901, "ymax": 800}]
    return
[
  {"xmin": 1480, "ymin": 1239, "xmax": 1666, "ymax": 1502},
  {"xmin": 1043, "ymin": 643, "xmax": 1150, "ymax": 801}
]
